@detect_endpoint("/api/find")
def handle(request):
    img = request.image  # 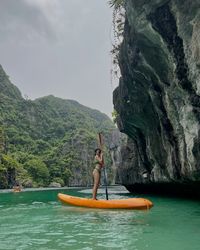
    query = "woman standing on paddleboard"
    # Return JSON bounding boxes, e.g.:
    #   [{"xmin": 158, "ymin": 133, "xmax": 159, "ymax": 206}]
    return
[{"xmin": 92, "ymin": 148, "xmax": 104, "ymax": 200}]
